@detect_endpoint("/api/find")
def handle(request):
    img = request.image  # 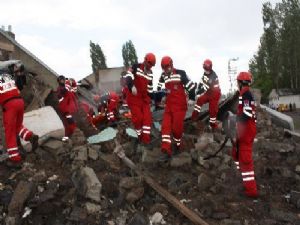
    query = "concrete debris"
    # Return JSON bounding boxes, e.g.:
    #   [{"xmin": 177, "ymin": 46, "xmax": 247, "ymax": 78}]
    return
[
  {"xmin": 87, "ymin": 127, "xmax": 117, "ymax": 144},
  {"xmin": 126, "ymin": 128, "xmax": 138, "ymax": 138},
  {"xmin": 21, "ymin": 106, "xmax": 65, "ymax": 146},
  {"xmin": 88, "ymin": 146, "xmax": 99, "ymax": 160},
  {"xmin": 84, "ymin": 202, "xmax": 101, "ymax": 214},
  {"xmin": 8, "ymin": 181, "xmax": 34, "ymax": 216},
  {"xmin": 127, "ymin": 212, "xmax": 150, "ymax": 225},
  {"xmin": 150, "ymin": 212, "xmax": 166, "ymax": 224},
  {"xmin": 149, "ymin": 204, "xmax": 168, "ymax": 216},
  {"xmin": 197, "ymin": 173, "xmax": 214, "ymax": 191},
  {"xmin": 142, "ymin": 147, "xmax": 161, "ymax": 164},
  {"xmin": 0, "ymin": 99, "xmax": 299, "ymax": 225},
  {"xmin": 170, "ymin": 152, "xmax": 192, "ymax": 168},
  {"xmin": 72, "ymin": 166, "xmax": 102, "ymax": 202}
]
